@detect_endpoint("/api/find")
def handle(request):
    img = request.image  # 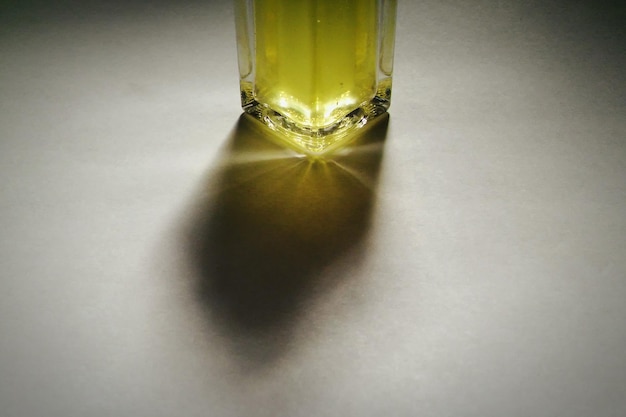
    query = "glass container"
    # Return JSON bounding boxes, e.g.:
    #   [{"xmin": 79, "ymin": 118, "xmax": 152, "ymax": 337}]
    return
[{"xmin": 235, "ymin": 0, "xmax": 397, "ymax": 155}]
